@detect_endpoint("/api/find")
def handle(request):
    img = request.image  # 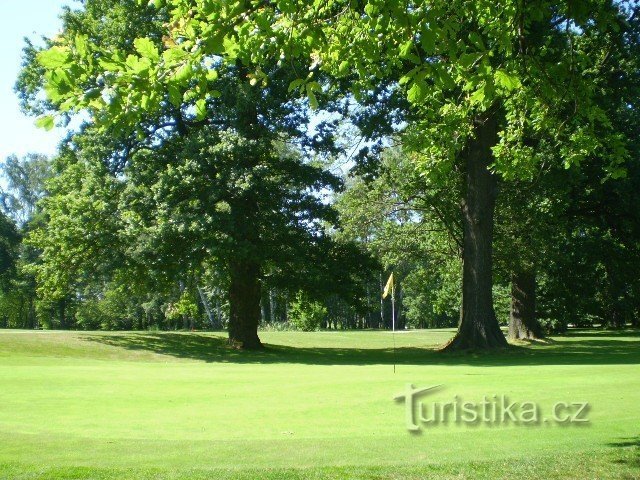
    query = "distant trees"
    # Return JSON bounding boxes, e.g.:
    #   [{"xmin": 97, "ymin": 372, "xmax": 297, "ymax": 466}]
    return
[
  {"xmin": 0, "ymin": 212, "xmax": 20, "ymax": 290},
  {"xmin": 335, "ymin": 148, "xmax": 463, "ymax": 330},
  {"xmin": 1, "ymin": 154, "xmax": 51, "ymax": 227},
  {"xmin": 0, "ymin": 153, "xmax": 51, "ymax": 329}
]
